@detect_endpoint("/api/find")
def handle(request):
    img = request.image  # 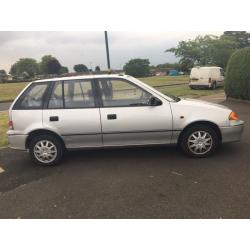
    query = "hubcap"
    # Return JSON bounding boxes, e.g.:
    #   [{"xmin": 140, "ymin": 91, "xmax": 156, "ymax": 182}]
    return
[
  {"xmin": 34, "ymin": 140, "xmax": 57, "ymax": 163},
  {"xmin": 188, "ymin": 131, "xmax": 213, "ymax": 155}
]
